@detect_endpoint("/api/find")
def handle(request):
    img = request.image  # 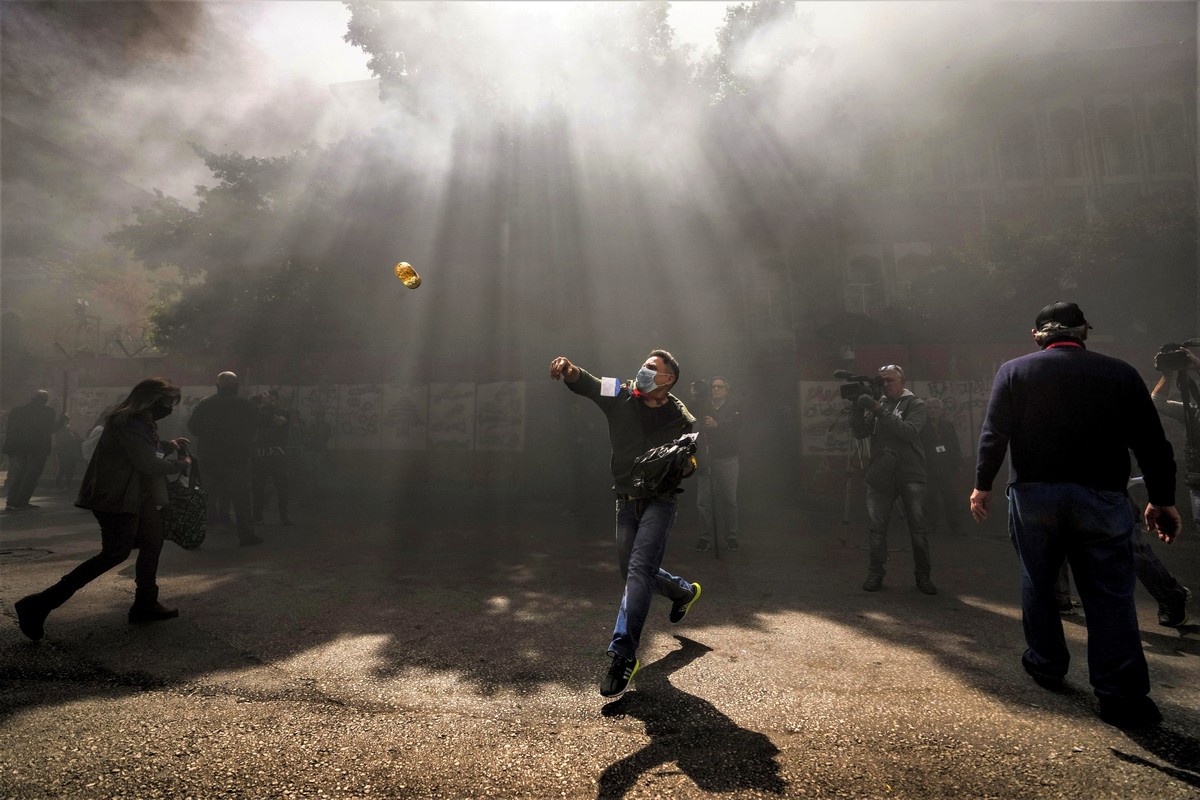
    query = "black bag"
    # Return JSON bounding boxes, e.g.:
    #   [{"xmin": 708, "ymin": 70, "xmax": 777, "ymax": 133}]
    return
[
  {"xmin": 162, "ymin": 458, "xmax": 208, "ymax": 549},
  {"xmin": 631, "ymin": 432, "xmax": 700, "ymax": 496}
]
